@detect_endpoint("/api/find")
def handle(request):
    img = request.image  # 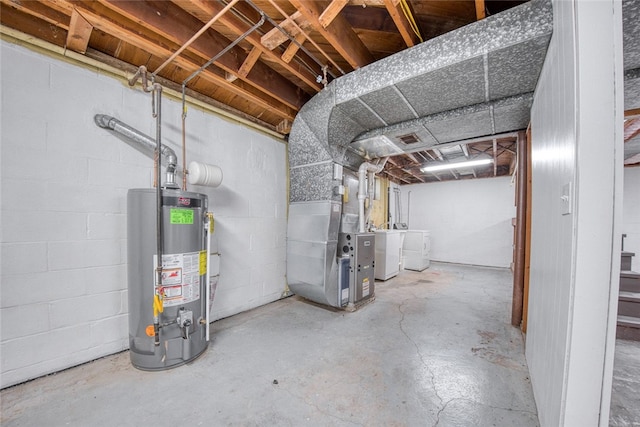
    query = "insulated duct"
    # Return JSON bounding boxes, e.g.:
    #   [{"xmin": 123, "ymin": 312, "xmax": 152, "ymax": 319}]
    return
[
  {"xmin": 286, "ymin": 0, "xmax": 553, "ymax": 307},
  {"xmin": 94, "ymin": 114, "xmax": 179, "ymax": 188}
]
